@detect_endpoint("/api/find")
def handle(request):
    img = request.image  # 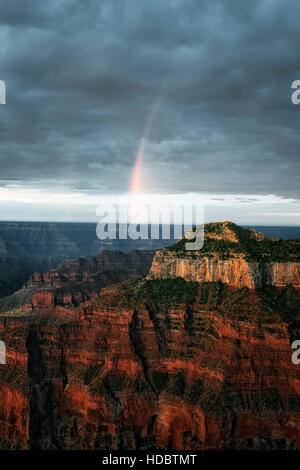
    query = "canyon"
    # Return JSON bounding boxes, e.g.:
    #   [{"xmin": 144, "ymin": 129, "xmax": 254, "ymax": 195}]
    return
[
  {"xmin": 0, "ymin": 222, "xmax": 174, "ymax": 298},
  {"xmin": 0, "ymin": 222, "xmax": 299, "ymax": 450},
  {"xmin": 0, "ymin": 250, "xmax": 155, "ymax": 314}
]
